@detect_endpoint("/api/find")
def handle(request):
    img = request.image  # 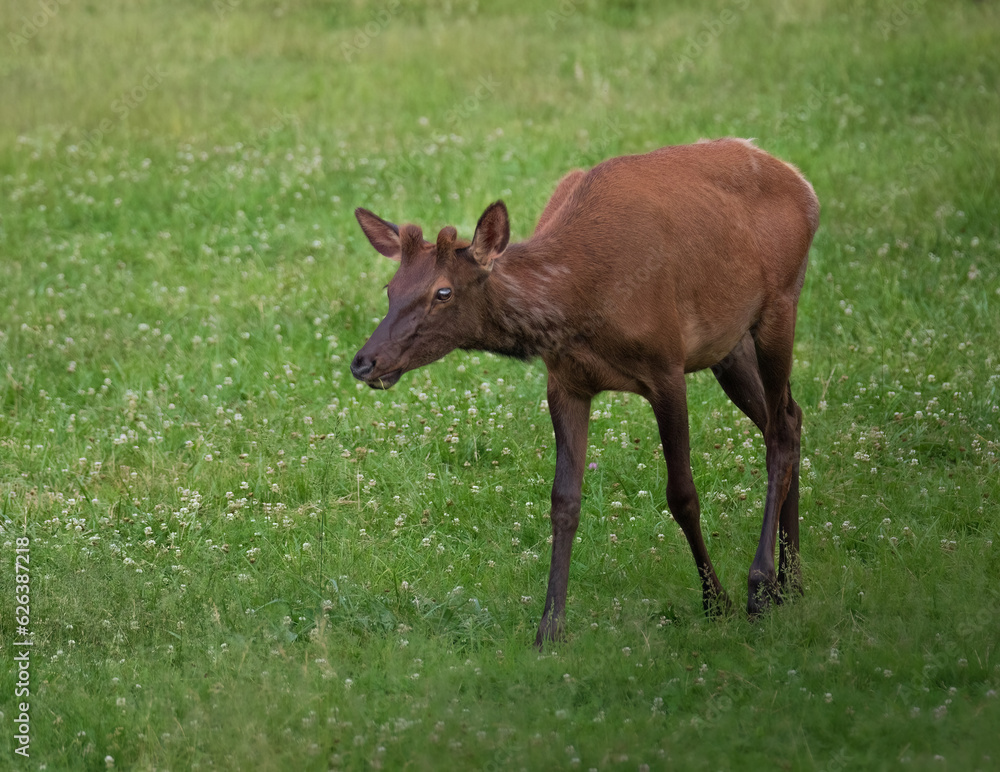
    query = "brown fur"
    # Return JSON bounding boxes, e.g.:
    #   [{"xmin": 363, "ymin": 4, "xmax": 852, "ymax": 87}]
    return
[{"xmin": 352, "ymin": 138, "xmax": 819, "ymax": 646}]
